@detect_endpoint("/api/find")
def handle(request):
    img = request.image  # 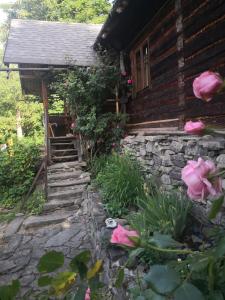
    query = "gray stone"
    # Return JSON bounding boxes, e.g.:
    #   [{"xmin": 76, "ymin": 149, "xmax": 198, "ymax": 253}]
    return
[
  {"xmin": 170, "ymin": 141, "xmax": 184, "ymax": 152},
  {"xmin": 3, "ymin": 235, "xmax": 22, "ymax": 254},
  {"xmin": 217, "ymin": 154, "xmax": 225, "ymax": 168},
  {"xmin": 161, "ymin": 174, "xmax": 171, "ymax": 185},
  {"xmin": 161, "ymin": 156, "xmax": 172, "ymax": 166},
  {"xmin": 3, "ymin": 217, "xmax": 24, "ymax": 240},
  {"xmin": 146, "ymin": 142, "xmax": 153, "ymax": 152},
  {"xmin": 23, "ymin": 211, "xmax": 73, "ymax": 229},
  {"xmin": 20, "ymin": 274, "xmax": 35, "ymax": 286},
  {"xmin": 0, "ymin": 260, "xmax": 16, "ymax": 274},
  {"xmin": 139, "ymin": 147, "xmax": 146, "ymax": 156},
  {"xmin": 199, "ymin": 140, "xmax": 225, "ymax": 150},
  {"xmin": 46, "ymin": 227, "xmax": 80, "ymax": 247}
]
